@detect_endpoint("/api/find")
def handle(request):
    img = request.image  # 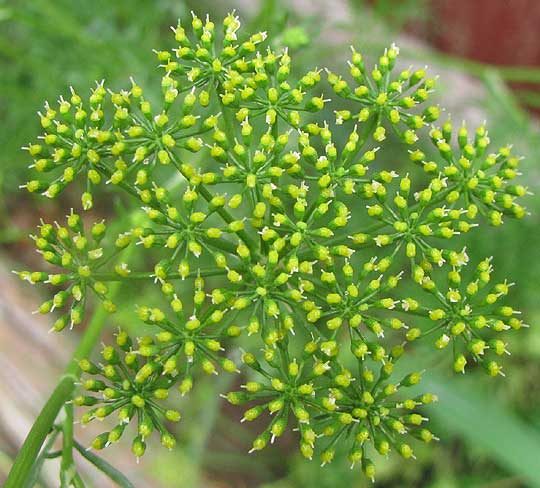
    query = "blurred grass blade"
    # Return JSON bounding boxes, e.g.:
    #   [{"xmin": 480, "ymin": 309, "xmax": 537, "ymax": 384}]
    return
[
  {"xmin": 424, "ymin": 375, "xmax": 540, "ymax": 487},
  {"xmin": 481, "ymin": 70, "xmax": 527, "ymax": 125},
  {"xmin": 249, "ymin": 0, "xmax": 288, "ymax": 36},
  {"xmin": 515, "ymin": 89, "xmax": 540, "ymax": 109},
  {"xmin": 74, "ymin": 439, "xmax": 135, "ymax": 487}
]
